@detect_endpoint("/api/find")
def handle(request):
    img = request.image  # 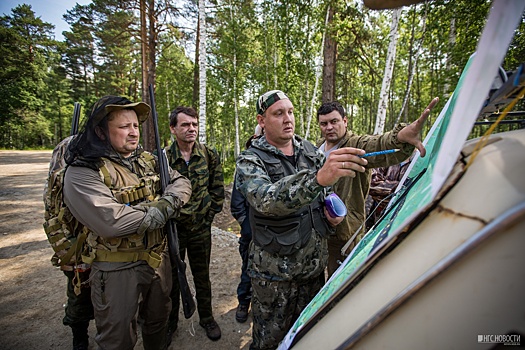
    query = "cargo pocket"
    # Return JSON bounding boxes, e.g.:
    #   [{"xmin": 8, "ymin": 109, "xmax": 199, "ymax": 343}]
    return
[{"xmin": 253, "ymin": 211, "xmax": 311, "ymax": 255}]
